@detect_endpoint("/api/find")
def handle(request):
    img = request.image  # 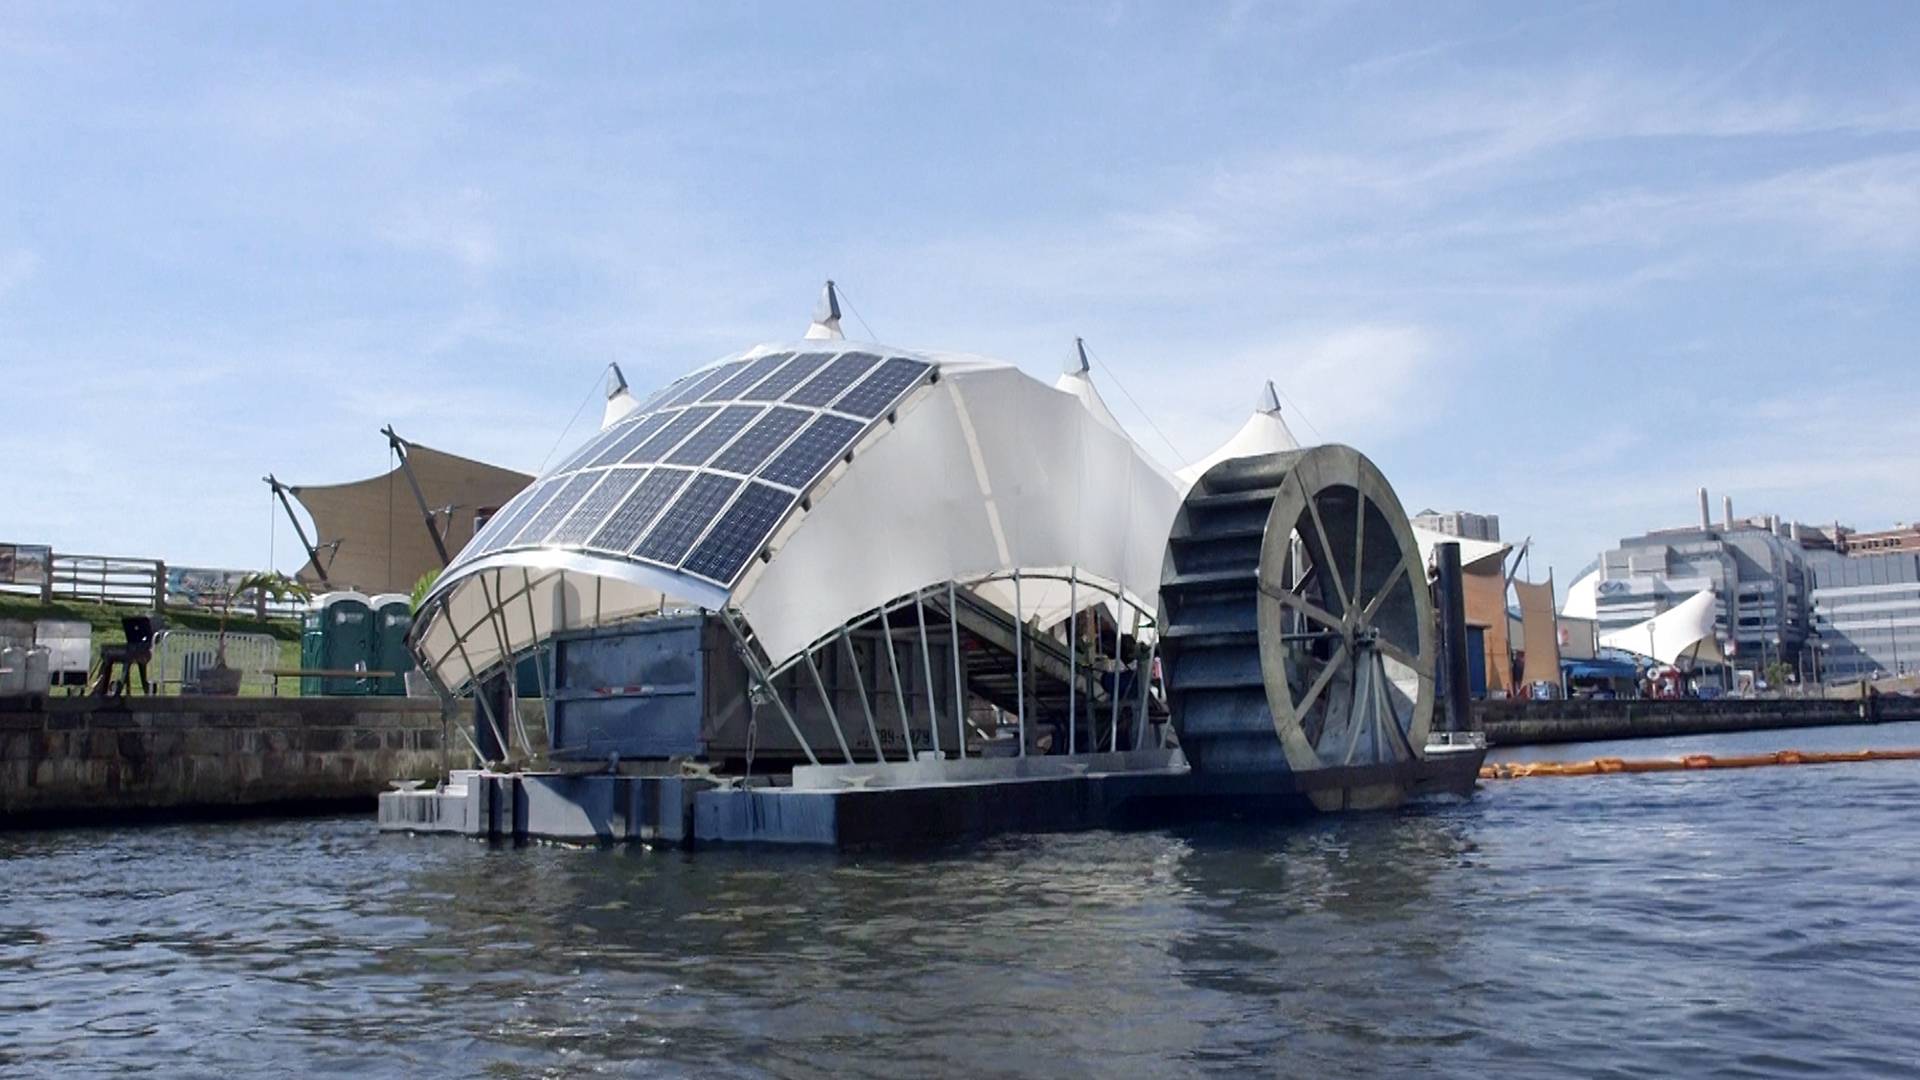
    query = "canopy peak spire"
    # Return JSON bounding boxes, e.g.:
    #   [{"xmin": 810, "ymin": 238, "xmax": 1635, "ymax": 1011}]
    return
[
  {"xmin": 804, "ymin": 279, "xmax": 844, "ymax": 341},
  {"xmin": 1064, "ymin": 336, "xmax": 1092, "ymax": 375}
]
